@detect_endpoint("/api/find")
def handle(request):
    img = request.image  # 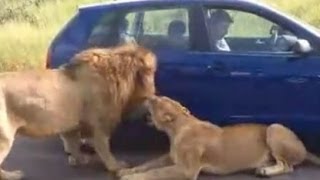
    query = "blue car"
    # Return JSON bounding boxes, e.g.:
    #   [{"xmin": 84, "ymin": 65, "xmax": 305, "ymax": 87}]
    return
[{"xmin": 47, "ymin": 0, "xmax": 320, "ymax": 151}]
